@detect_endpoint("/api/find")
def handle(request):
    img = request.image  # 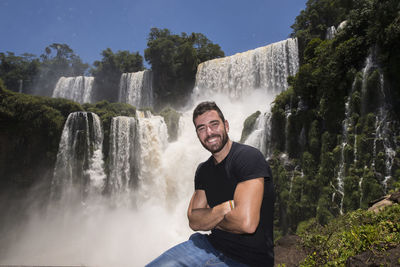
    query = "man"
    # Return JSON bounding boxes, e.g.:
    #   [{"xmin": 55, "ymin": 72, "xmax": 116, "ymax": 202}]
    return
[{"xmin": 147, "ymin": 101, "xmax": 274, "ymax": 267}]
